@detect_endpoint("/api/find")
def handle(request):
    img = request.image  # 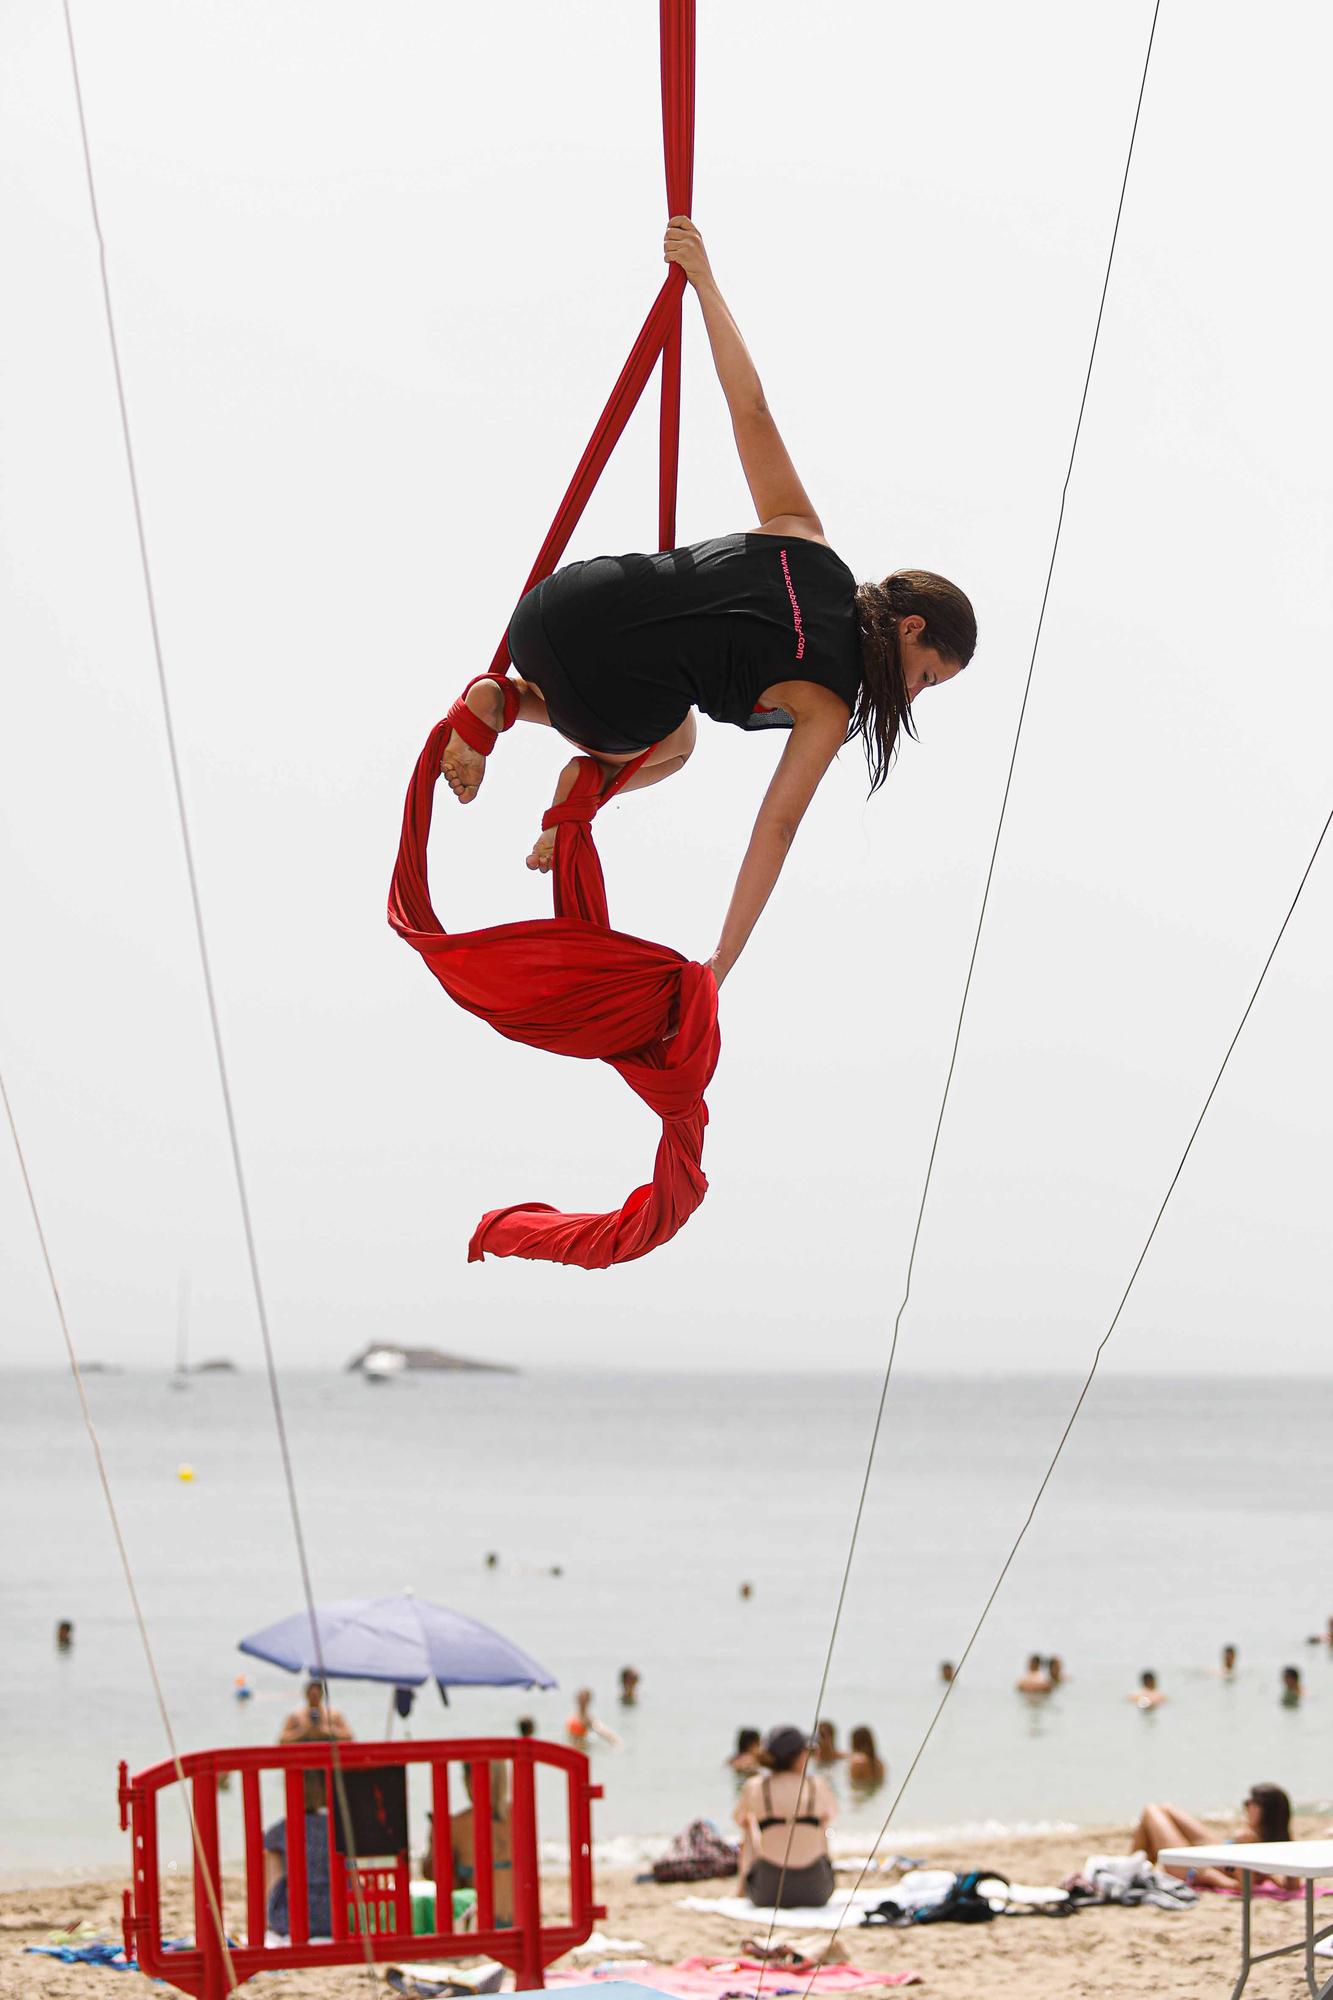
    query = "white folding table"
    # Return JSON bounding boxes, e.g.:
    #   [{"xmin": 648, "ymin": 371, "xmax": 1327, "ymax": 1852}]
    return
[{"xmin": 1160, "ymin": 1841, "xmax": 1333, "ymax": 1999}]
